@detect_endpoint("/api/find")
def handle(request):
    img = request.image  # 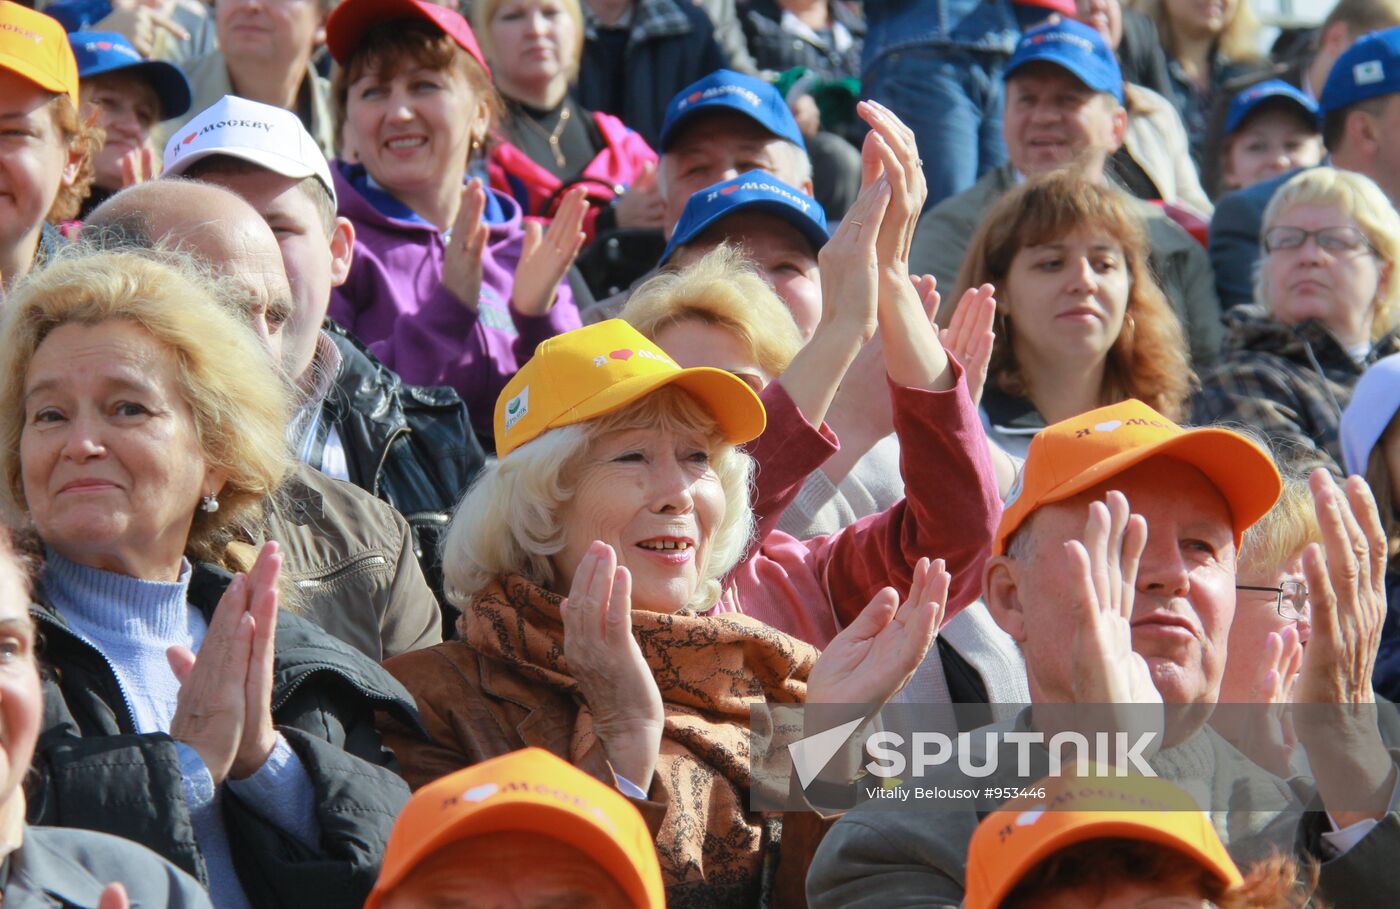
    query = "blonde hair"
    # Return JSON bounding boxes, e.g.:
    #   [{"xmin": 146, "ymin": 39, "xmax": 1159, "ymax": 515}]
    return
[
  {"xmin": 442, "ymin": 386, "xmax": 754, "ymax": 612},
  {"xmin": 1239, "ymin": 474, "xmax": 1320, "ymax": 580},
  {"xmin": 472, "ymin": 0, "xmax": 585, "ymax": 82},
  {"xmin": 1142, "ymin": 0, "xmax": 1262, "ymax": 66},
  {"xmin": 621, "ymin": 244, "xmax": 803, "ymax": 379},
  {"xmin": 1257, "ymin": 167, "xmax": 1400, "ymax": 341},
  {"xmin": 0, "ymin": 248, "xmax": 293, "ymax": 569}
]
